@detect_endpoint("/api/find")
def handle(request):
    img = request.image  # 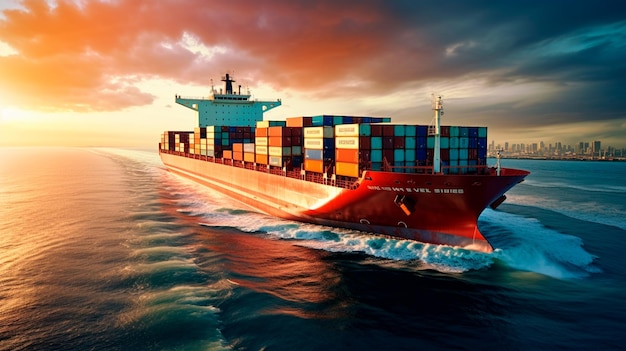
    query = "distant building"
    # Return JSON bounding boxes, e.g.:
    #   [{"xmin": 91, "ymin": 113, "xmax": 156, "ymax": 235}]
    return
[{"xmin": 593, "ymin": 140, "xmax": 601, "ymax": 157}]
